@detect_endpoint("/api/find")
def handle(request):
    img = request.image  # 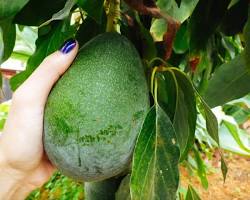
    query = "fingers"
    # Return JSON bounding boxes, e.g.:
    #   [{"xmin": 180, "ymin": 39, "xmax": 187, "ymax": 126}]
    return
[{"xmin": 13, "ymin": 39, "xmax": 78, "ymax": 108}]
